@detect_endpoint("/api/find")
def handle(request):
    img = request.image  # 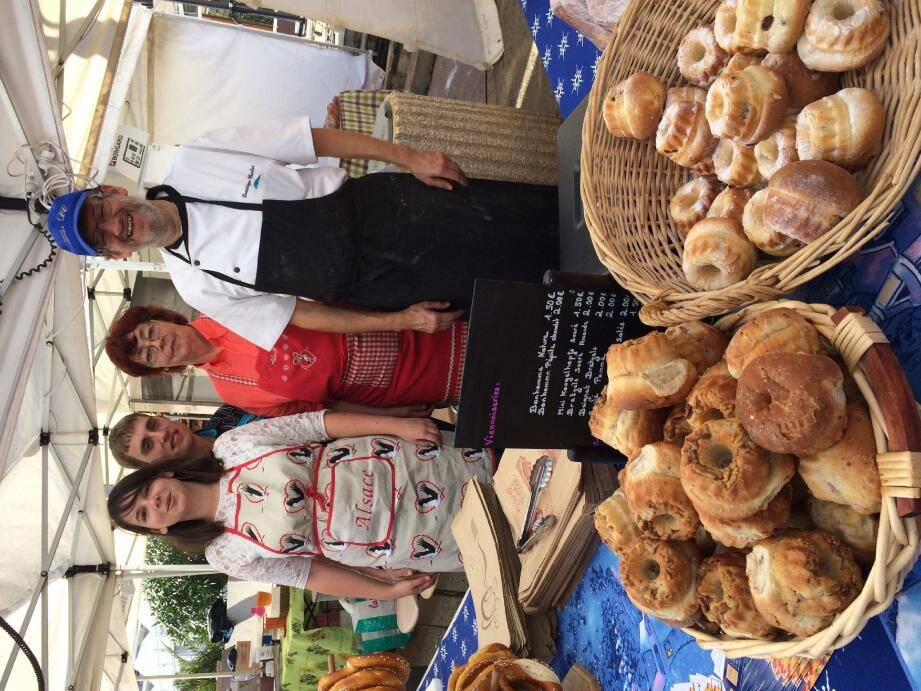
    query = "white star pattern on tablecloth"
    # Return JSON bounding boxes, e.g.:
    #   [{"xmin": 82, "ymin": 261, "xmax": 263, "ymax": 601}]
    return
[
  {"xmin": 558, "ymin": 32, "xmax": 569, "ymax": 58},
  {"xmin": 440, "ymin": 645, "xmax": 447, "ymax": 660},
  {"xmin": 592, "ymin": 53, "xmax": 602, "ymax": 78},
  {"xmin": 577, "ymin": 32, "xmax": 585, "ymax": 46},
  {"xmin": 460, "ymin": 641, "xmax": 468, "ymax": 658},
  {"xmin": 472, "ymin": 619, "xmax": 478, "ymax": 636},
  {"xmin": 462, "ymin": 604, "xmax": 469, "ymax": 621},
  {"xmin": 546, "ymin": 7, "xmax": 554, "ymax": 26},
  {"xmin": 520, "ymin": 0, "xmax": 528, "ymax": 8},
  {"xmin": 571, "ymin": 66, "xmax": 584, "ymax": 93},
  {"xmin": 452, "ymin": 628, "xmax": 458, "ymax": 642},
  {"xmin": 531, "ymin": 13, "xmax": 541, "ymax": 38},
  {"xmin": 542, "ymin": 45, "xmax": 552, "ymax": 68},
  {"xmin": 554, "ymin": 78, "xmax": 565, "ymax": 102}
]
